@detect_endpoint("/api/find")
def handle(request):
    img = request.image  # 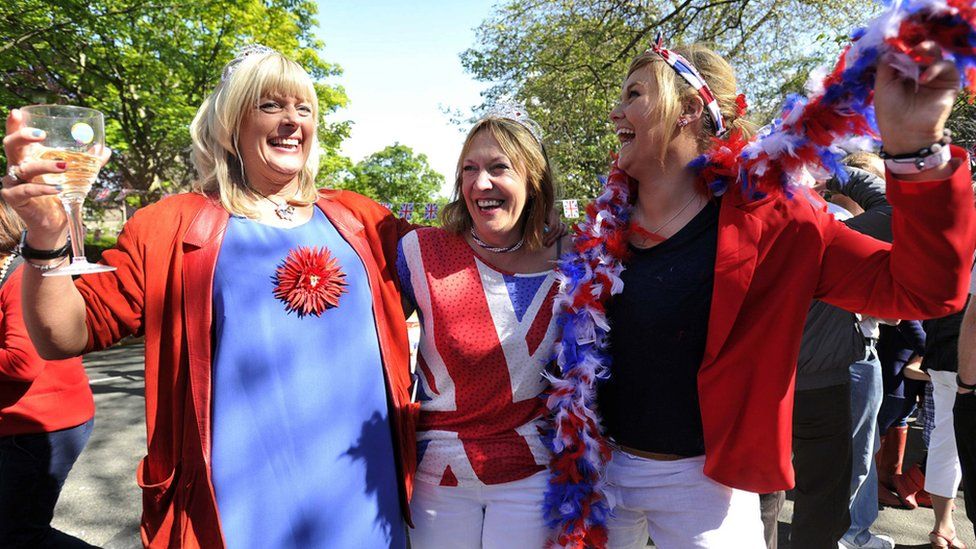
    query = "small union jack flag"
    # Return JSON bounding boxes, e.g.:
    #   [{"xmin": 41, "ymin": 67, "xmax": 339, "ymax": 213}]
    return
[
  {"xmin": 380, "ymin": 202, "xmax": 393, "ymax": 212},
  {"xmin": 562, "ymin": 199, "xmax": 579, "ymax": 219},
  {"xmin": 424, "ymin": 203, "xmax": 439, "ymax": 221},
  {"xmin": 398, "ymin": 203, "xmax": 414, "ymax": 218},
  {"xmin": 93, "ymin": 188, "xmax": 112, "ymax": 202}
]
